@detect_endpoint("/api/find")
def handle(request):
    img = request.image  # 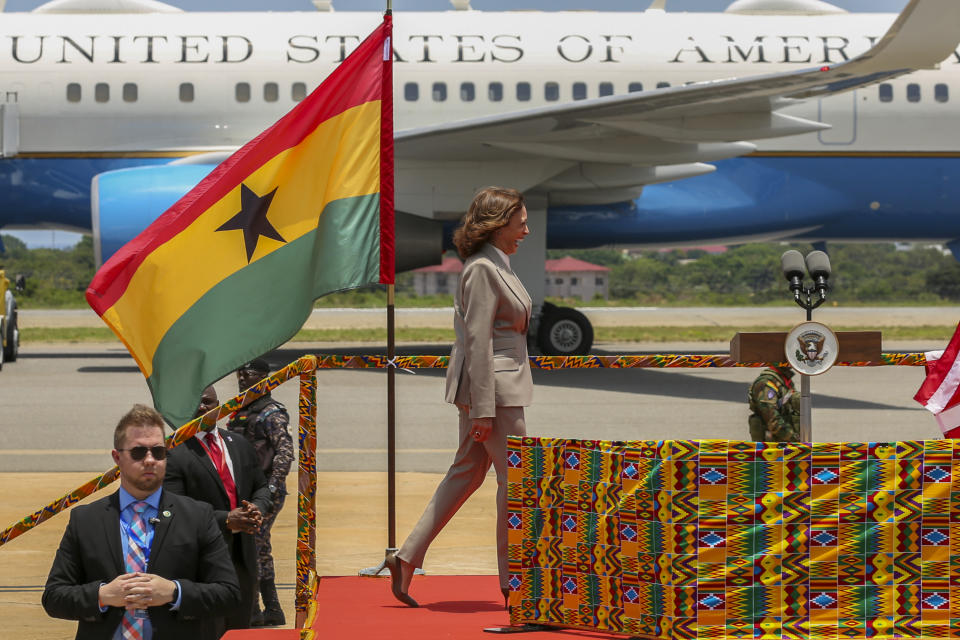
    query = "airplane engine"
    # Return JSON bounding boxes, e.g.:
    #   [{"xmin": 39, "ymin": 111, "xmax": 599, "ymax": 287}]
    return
[{"xmin": 90, "ymin": 163, "xmax": 445, "ymax": 272}]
